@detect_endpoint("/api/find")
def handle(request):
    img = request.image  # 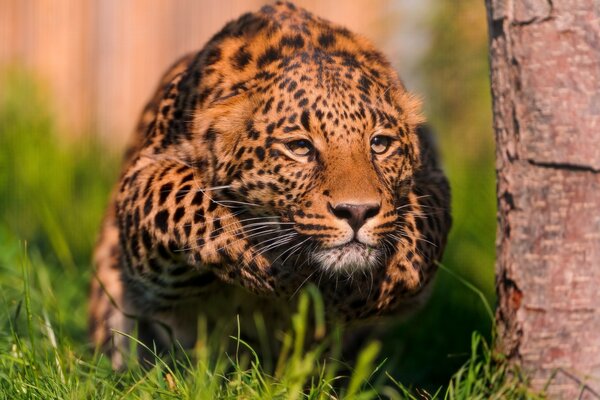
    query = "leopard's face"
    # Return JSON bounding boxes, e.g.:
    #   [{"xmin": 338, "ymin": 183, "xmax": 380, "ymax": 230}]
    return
[
  {"xmin": 180, "ymin": 3, "xmax": 430, "ymax": 275},
  {"xmin": 198, "ymin": 48, "xmax": 423, "ymax": 273},
  {"xmin": 90, "ymin": 3, "xmax": 451, "ymax": 360}
]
